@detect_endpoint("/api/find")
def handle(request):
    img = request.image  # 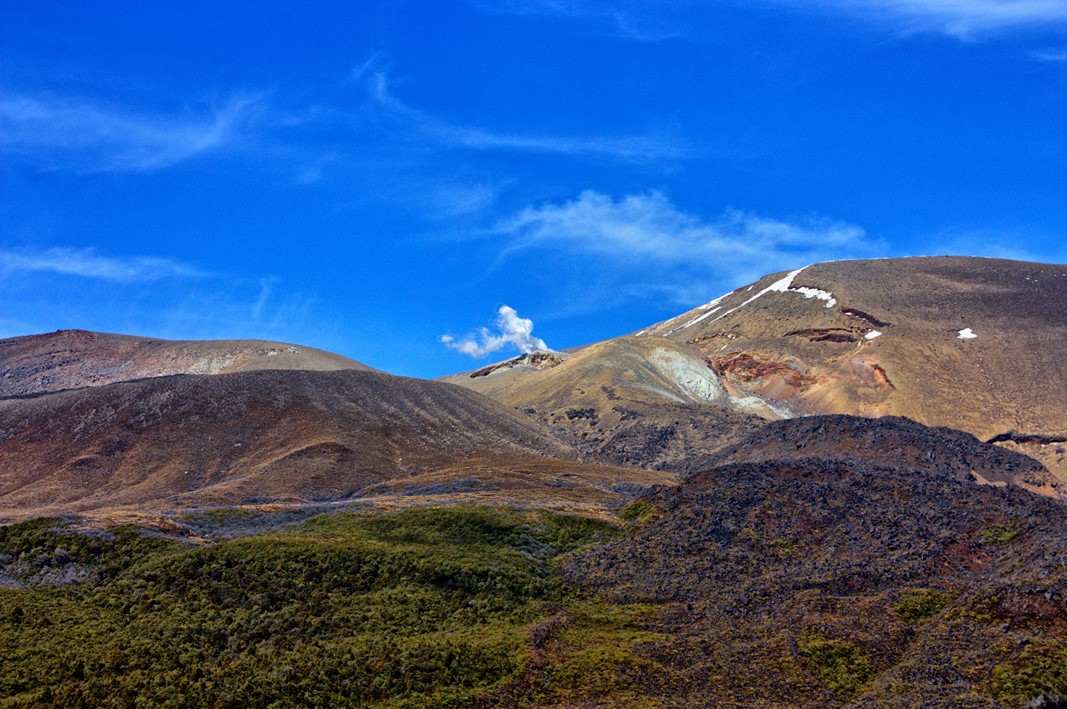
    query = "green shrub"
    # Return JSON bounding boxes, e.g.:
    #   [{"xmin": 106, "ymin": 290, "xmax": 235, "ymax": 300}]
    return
[
  {"xmin": 619, "ymin": 500, "xmax": 656, "ymax": 525},
  {"xmin": 981, "ymin": 524, "xmax": 1018, "ymax": 545},
  {"xmin": 893, "ymin": 589, "xmax": 949, "ymax": 623},
  {"xmin": 991, "ymin": 643, "xmax": 1067, "ymax": 705},
  {"xmin": 0, "ymin": 507, "xmax": 615, "ymax": 707},
  {"xmin": 798, "ymin": 634, "xmax": 873, "ymax": 701}
]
